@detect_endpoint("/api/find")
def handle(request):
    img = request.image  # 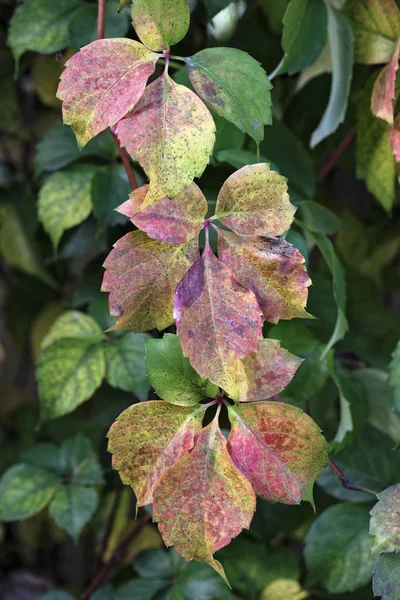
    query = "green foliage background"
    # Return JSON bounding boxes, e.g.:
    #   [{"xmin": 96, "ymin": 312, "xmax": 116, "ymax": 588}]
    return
[{"xmin": 0, "ymin": 0, "xmax": 400, "ymax": 598}]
